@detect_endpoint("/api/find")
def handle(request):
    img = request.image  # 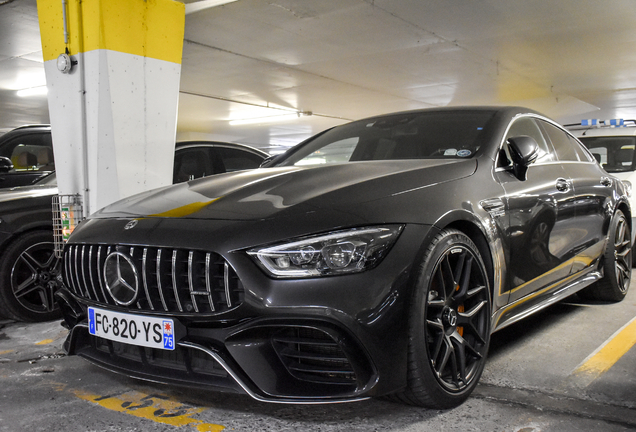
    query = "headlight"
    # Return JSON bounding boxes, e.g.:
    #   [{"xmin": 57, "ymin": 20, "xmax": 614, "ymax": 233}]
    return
[
  {"xmin": 622, "ymin": 180, "xmax": 632, "ymax": 197},
  {"xmin": 247, "ymin": 225, "xmax": 404, "ymax": 278}
]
